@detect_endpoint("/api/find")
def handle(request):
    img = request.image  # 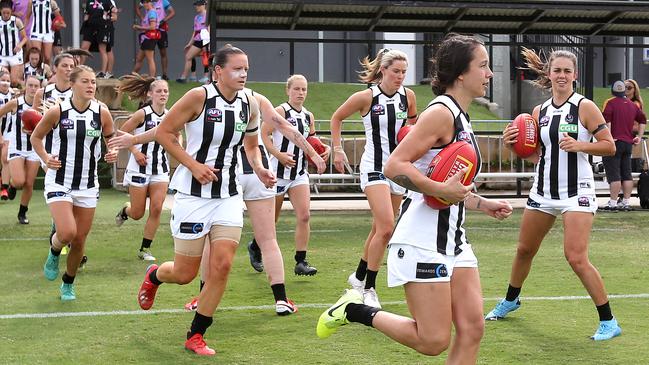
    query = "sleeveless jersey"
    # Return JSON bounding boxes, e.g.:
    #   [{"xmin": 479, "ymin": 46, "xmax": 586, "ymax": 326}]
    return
[
  {"xmin": 390, "ymin": 94, "xmax": 481, "ymax": 256},
  {"xmin": 0, "ymin": 16, "xmax": 21, "ymax": 57},
  {"xmin": 31, "ymin": 0, "xmax": 52, "ymax": 35},
  {"xmin": 0, "ymin": 89, "xmax": 12, "ymax": 135},
  {"xmin": 532, "ymin": 92, "xmax": 595, "ymax": 199},
  {"xmin": 126, "ymin": 105, "xmax": 169, "ymax": 175},
  {"xmin": 236, "ymin": 88, "xmax": 269, "ymax": 176},
  {"xmin": 46, "ymin": 99, "xmax": 103, "ymax": 190},
  {"xmin": 169, "ymin": 83, "xmax": 258, "ymax": 199},
  {"xmin": 10, "ymin": 96, "xmax": 33, "ymax": 152},
  {"xmin": 267, "ymin": 102, "xmax": 310, "ymax": 180},
  {"xmin": 360, "ymin": 85, "xmax": 409, "ymax": 173},
  {"xmin": 43, "ymin": 83, "xmax": 73, "ymax": 153},
  {"xmin": 24, "ymin": 62, "xmax": 44, "ymax": 78}
]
